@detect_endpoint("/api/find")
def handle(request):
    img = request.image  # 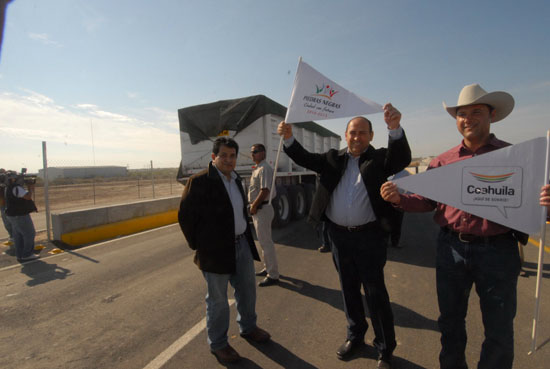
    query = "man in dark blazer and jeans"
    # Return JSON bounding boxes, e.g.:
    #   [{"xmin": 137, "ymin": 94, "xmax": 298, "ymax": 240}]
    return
[
  {"xmin": 178, "ymin": 137, "xmax": 271, "ymax": 364},
  {"xmin": 278, "ymin": 103, "xmax": 411, "ymax": 369}
]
